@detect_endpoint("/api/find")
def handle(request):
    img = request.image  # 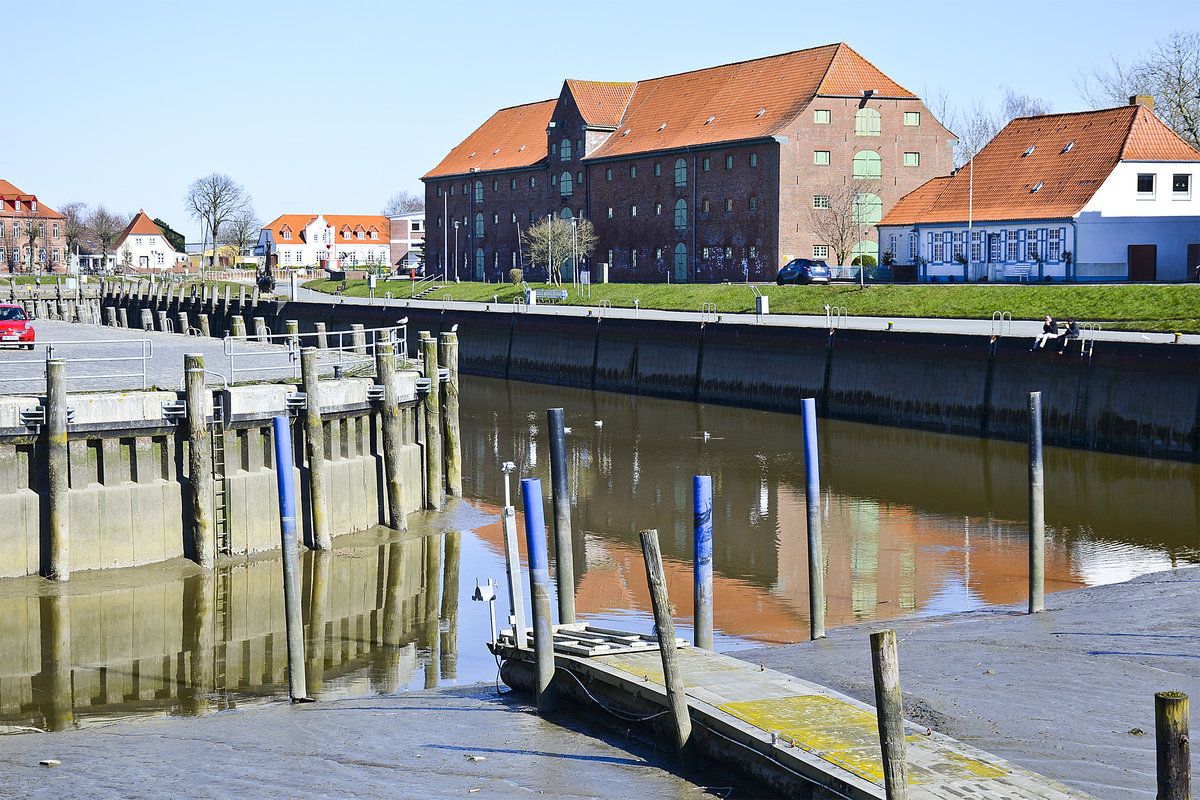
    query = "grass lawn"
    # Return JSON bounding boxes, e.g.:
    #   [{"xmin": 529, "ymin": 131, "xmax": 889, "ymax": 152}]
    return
[{"xmin": 305, "ymin": 278, "xmax": 1200, "ymax": 333}]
